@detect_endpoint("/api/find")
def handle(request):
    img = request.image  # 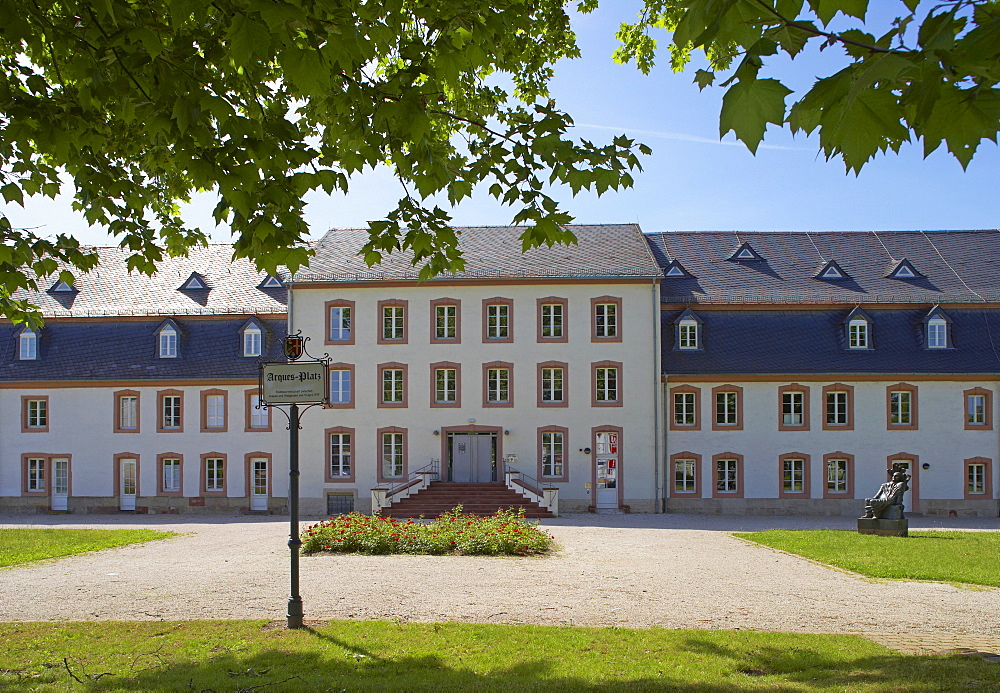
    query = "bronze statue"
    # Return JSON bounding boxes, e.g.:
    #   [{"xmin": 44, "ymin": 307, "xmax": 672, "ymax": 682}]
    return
[{"xmin": 862, "ymin": 466, "xmax": 910, "ymax": 519}]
